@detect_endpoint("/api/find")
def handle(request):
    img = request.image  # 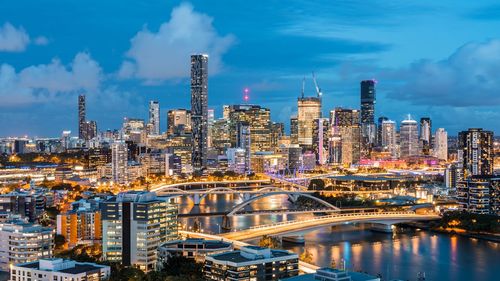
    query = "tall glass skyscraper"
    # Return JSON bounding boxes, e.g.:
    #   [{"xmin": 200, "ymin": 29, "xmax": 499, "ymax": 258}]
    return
[
  {"xmin": 400, "ymin": 116, "xmax": 419, "ymax": 158},
  {"xmin": 190, "ymin": 54, "xmax": 209, "ymax": 173},
  {"xmin": 420, "ymin": 117, "xmax": 432, "ymax": 155},
  {"xmin": 297, "ymin": 97, "xmax": 321, "ymax": 149},
  {"xmin": 360, "ymin": 80, "xmax": 376, "ymax": 148},
  {"xmin": 148, "ymin": 100, "xmax": 160, "ymax": 135},
  {"xmin": 458, "ymin": 128, "xmax": 493, "ymax": 177},
  {"xmin": 78, "ymin": 94, "xmax": 86, "ymax": 139}
]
